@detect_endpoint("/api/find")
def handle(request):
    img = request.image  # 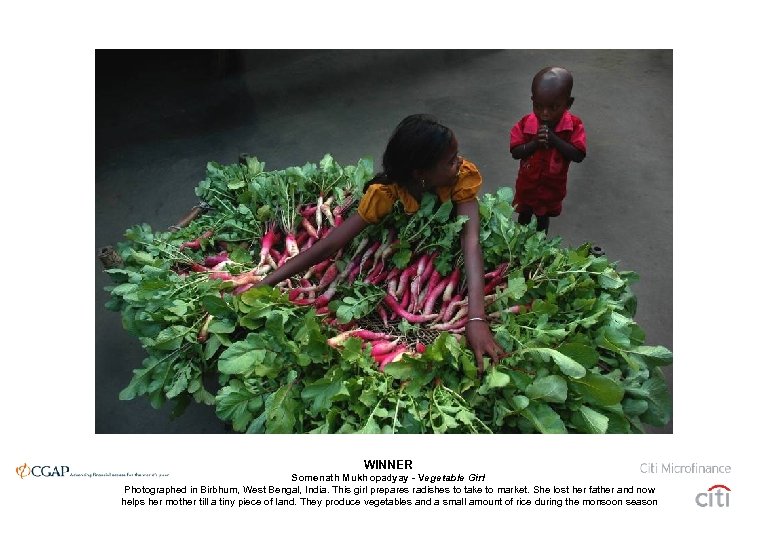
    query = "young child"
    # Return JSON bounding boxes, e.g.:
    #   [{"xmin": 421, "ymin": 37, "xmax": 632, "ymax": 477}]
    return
[
  {"xmin": 509, "ymin": 66, "xmax": 587, "ymax": 233},
  {"xmin": 259, "ymin": 114, "xmax": 505, "ymax": 373}
]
